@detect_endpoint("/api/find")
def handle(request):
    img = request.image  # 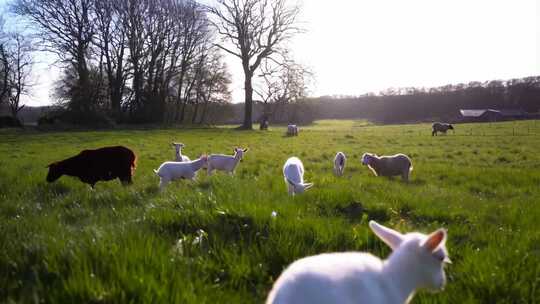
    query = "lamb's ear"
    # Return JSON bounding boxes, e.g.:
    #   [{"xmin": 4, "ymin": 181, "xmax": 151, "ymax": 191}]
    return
[
  {"xmin": 422, "ymin": 228, "xmax": 447, "ymax": 252},
  {"xmin": 46, "ymin": 162, "xmax": 55, "ymax": 168},
  {"xmin": 304, "ymin": 182, "xmax": 314, "ymax": 190},
  {"xmin": 369, "ymin": 221, "xmax": 404, "ymax": 250},
  {"xmin": 243, "ymin": 148, "xmax": 248, "ymax": 152}
]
